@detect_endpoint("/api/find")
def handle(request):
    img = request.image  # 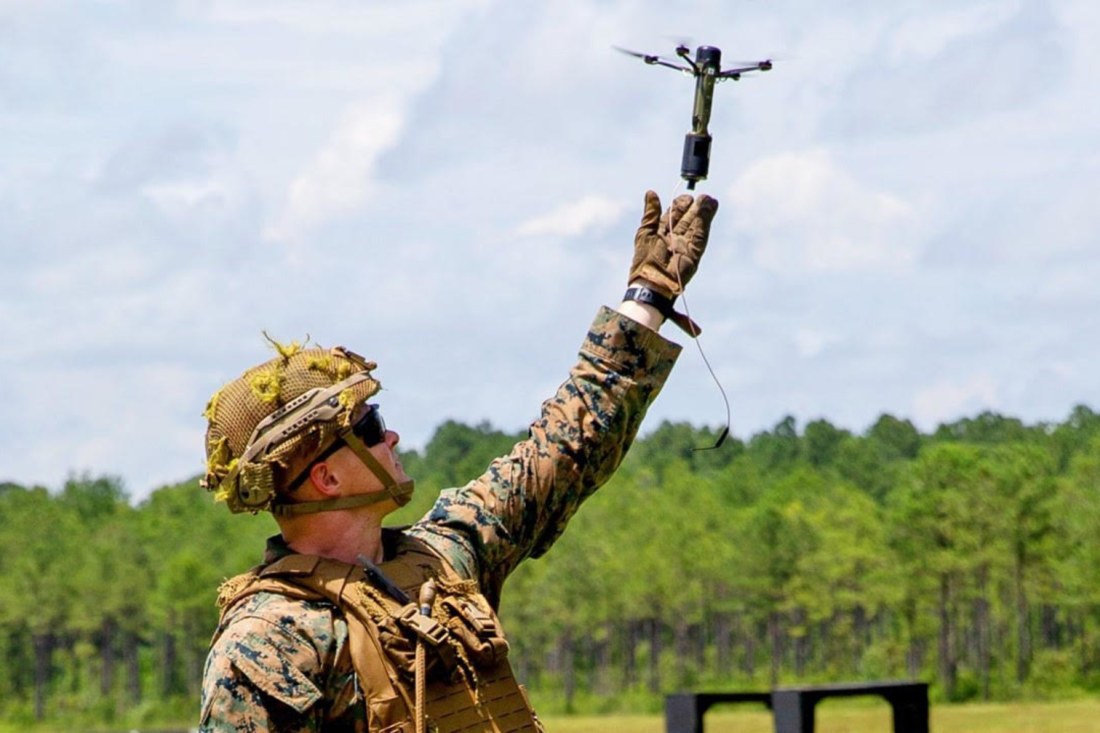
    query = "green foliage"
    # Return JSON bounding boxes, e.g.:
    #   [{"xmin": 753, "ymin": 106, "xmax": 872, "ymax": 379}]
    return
[
  {"xmin": 932, "ymin": 411, "xmax": 1041, "ymax": 445},
  {"xmin": 748, "ymin": 415, "xmax": 801, "ymax": 470},
  {"xmin": 803, "ymin": 419, "xmax": 850, "ymax": 467},
  {"xmin": 2, "ymin": 404, "xmax": 1100, "ymax": 726},
  {"xmin": 868, "ymin": 414, "xmax": 922, "ymax": 460}
]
